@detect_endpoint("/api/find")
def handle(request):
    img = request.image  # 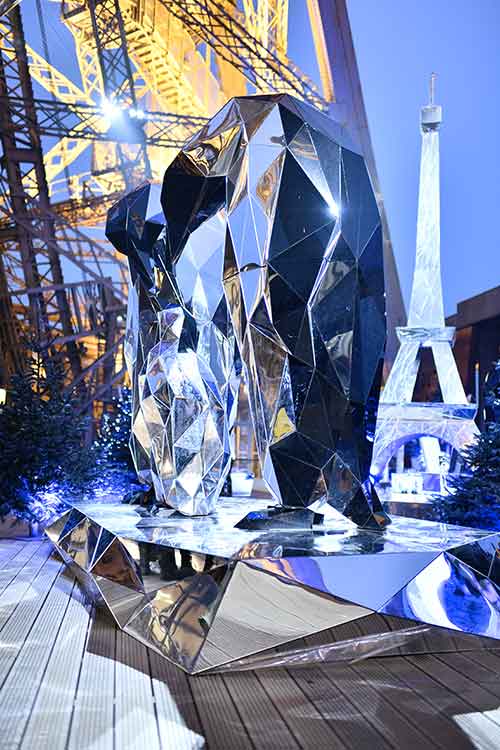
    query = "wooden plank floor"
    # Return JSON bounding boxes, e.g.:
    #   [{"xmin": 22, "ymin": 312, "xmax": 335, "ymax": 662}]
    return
[{"xmin": 1, "ymin": 538, "xmax": 500, "ymax": 750}]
